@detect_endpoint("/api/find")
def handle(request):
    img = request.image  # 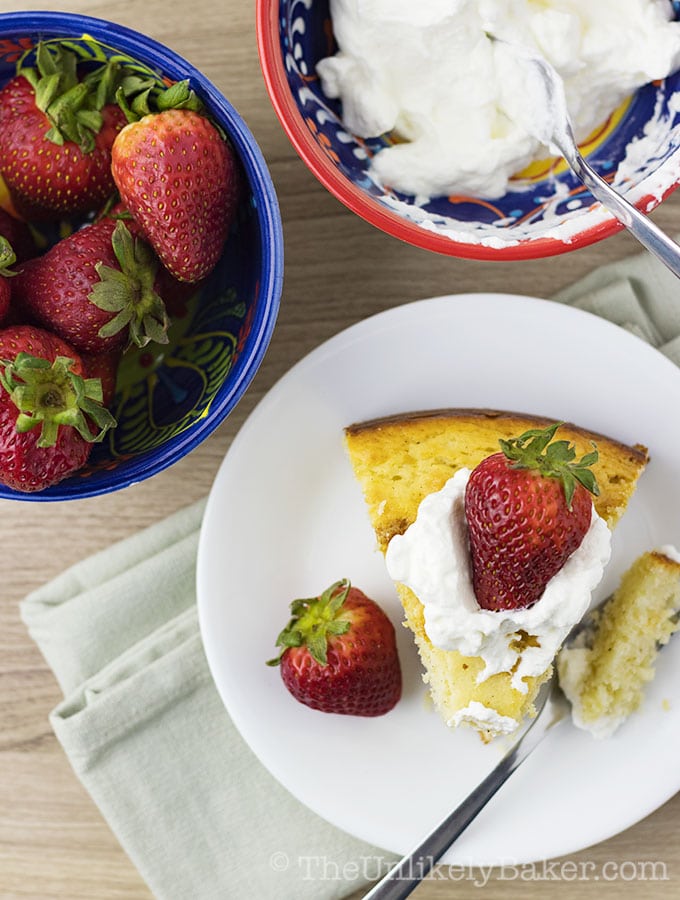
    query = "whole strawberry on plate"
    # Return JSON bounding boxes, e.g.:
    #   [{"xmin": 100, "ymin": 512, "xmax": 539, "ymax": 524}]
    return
[
  {"xmin": 464, "ymin": 422, "xmax": 599, "ymax": 612},
  {"xmin": 13, "ymin": 214, "xmax": 177, "ymax": 354},
  {"xmin": 111, "ymin": 106, "xmax": 240, "ymax": 283},
  {"xmin": 268, "ymin": 579, "xmax": 402, "ymax": 716},
  {"xmin": 0, "ymin": 324, "xmax": 116, "ymax": 491},
  {"xmin": 0, "ymin": 42, "xmax": 127, "ymax": 221}
]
